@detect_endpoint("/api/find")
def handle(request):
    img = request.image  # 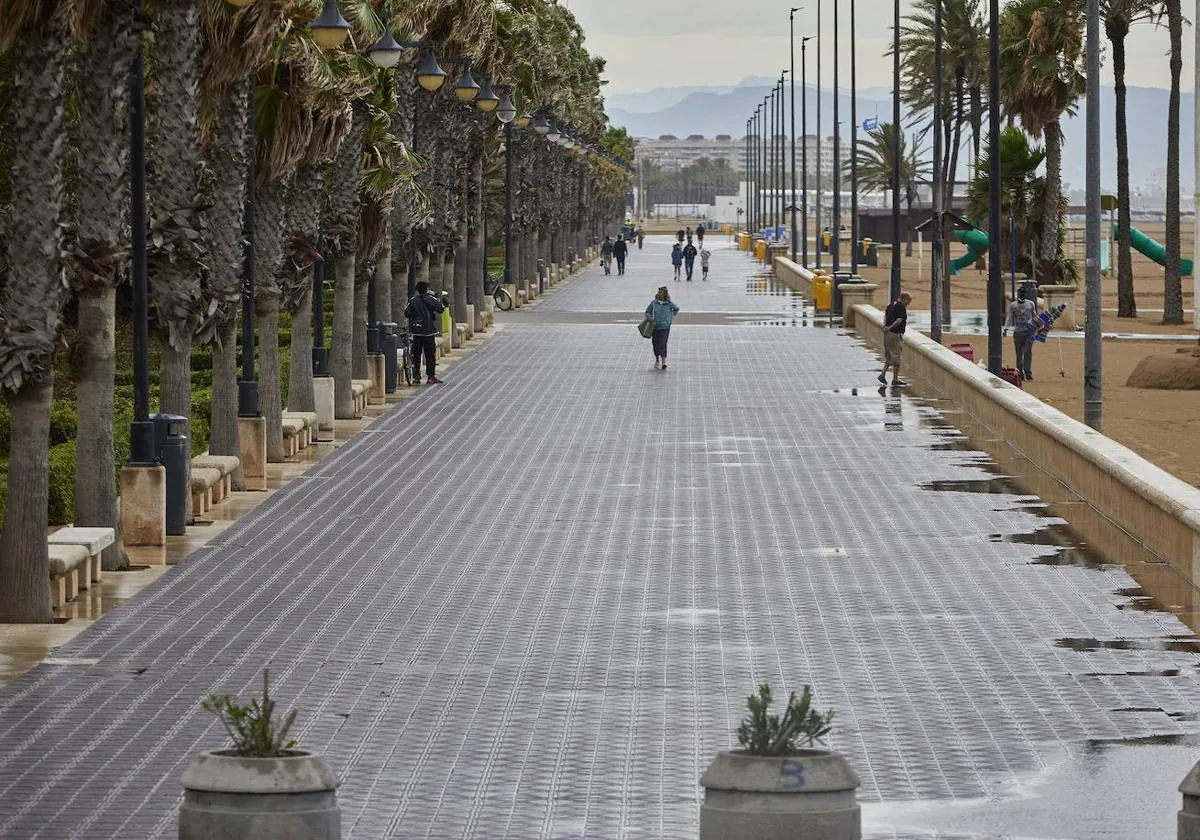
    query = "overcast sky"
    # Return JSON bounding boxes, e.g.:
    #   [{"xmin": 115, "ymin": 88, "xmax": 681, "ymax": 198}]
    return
[{"xmin": 560, "ymin": 0, "xmax": 1189, "ymax": 97}]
